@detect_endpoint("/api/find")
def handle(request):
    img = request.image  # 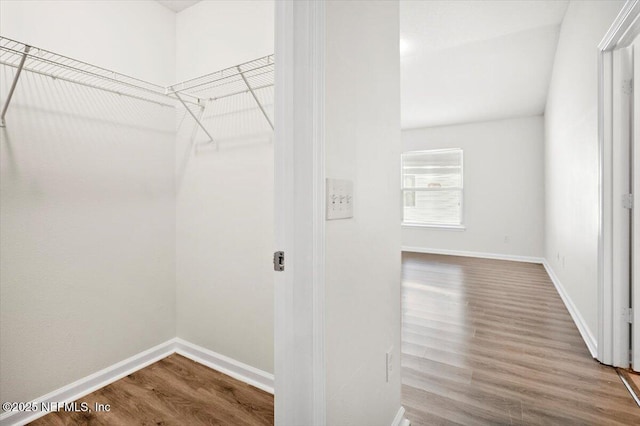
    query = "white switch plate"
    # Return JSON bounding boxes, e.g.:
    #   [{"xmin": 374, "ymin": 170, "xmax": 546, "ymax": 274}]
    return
[{"xmin": 326, "ymin": 178, "xmax": 353, "ymax": 220}]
